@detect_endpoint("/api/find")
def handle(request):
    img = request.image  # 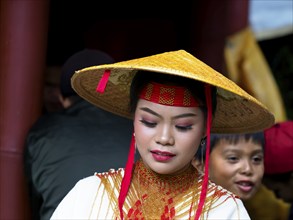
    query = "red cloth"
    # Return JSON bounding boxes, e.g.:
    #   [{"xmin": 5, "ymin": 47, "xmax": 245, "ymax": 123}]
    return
[{"xmin": 264, "ymin": 121, "xmax": 293, "ymax": 174}]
